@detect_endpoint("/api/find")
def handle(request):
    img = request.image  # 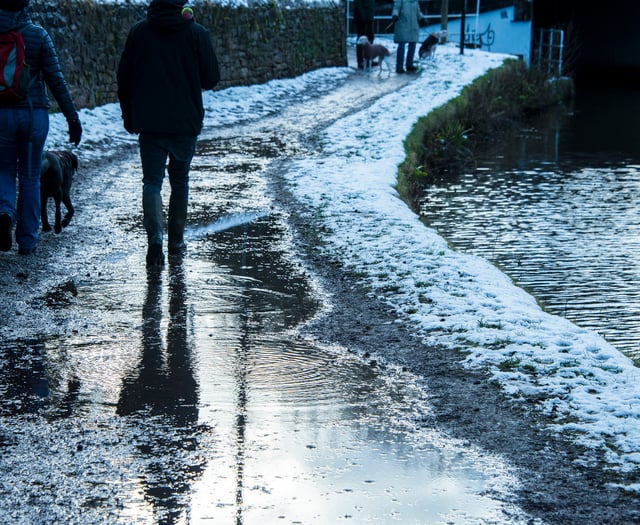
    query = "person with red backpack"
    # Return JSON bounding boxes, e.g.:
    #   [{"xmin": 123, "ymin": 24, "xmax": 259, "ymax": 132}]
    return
[{"xmin": 0, "ymin": 0, "xmax": 82, "ymax": 255}]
